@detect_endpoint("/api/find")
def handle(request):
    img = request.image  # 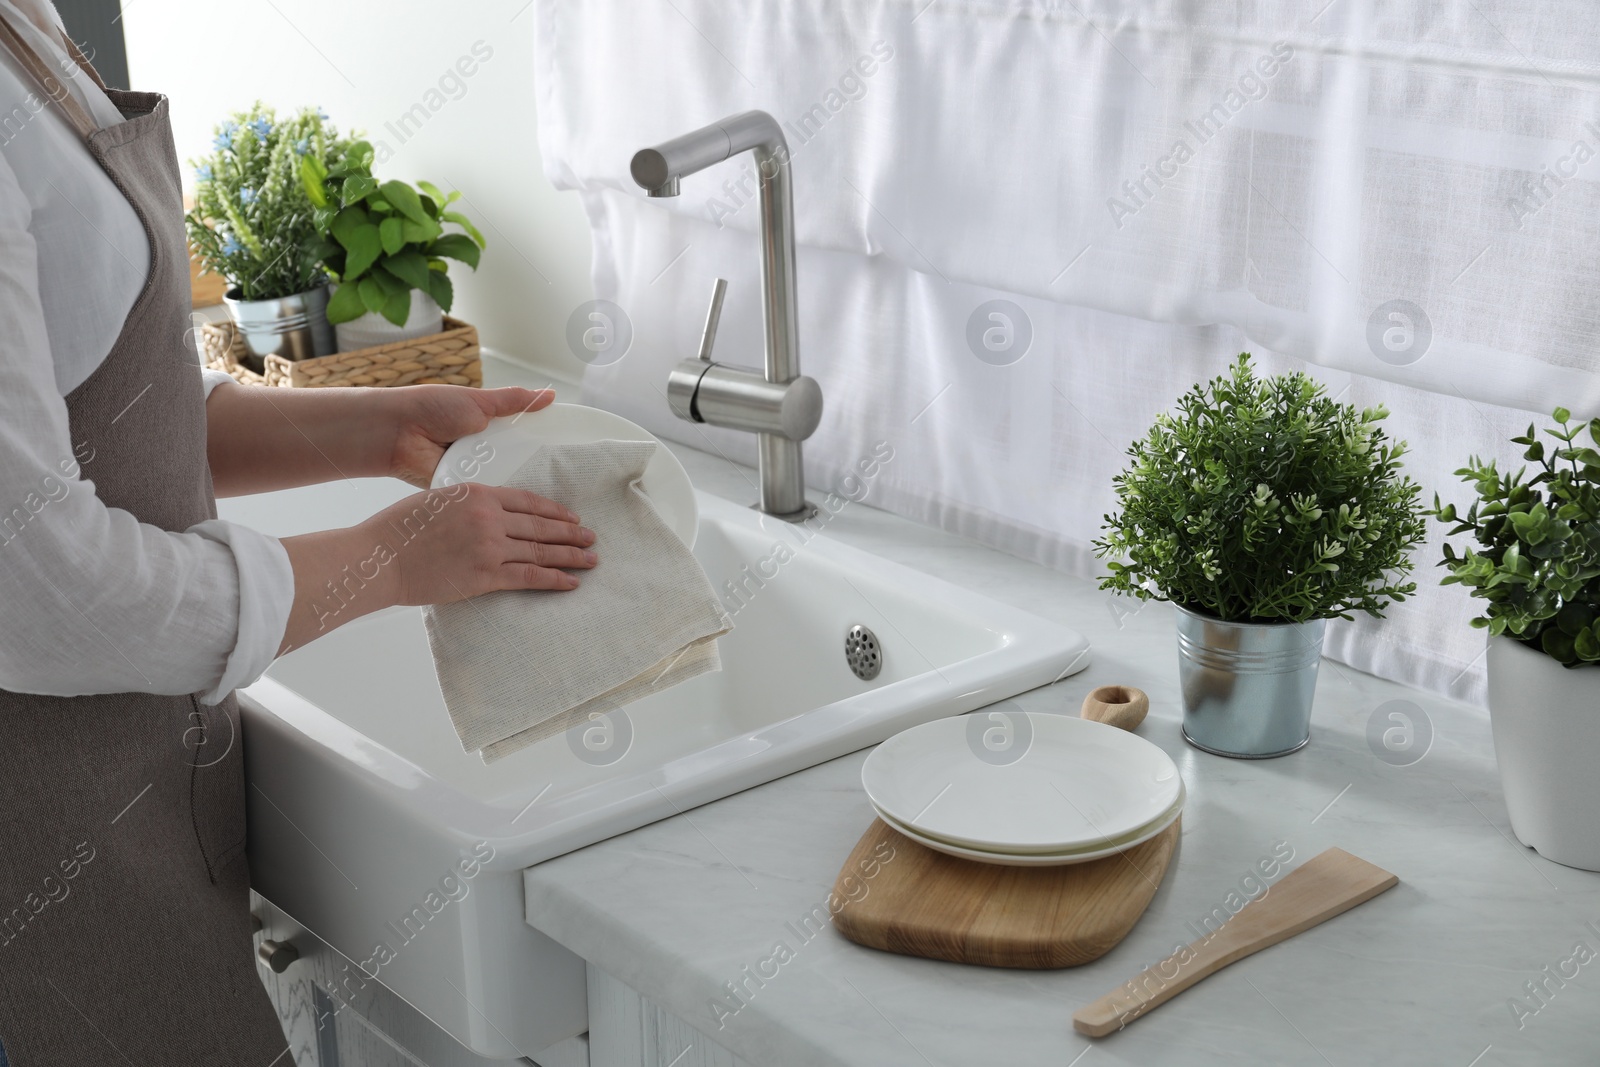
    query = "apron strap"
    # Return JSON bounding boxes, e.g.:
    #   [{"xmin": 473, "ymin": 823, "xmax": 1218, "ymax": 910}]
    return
[
  {"xmin": 61, "ymin": 28, "xmax": 107, "ymax": 92},
  {"xmin": 0, "ymin": 9, "xmax": 97, "ymax": 139}
]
